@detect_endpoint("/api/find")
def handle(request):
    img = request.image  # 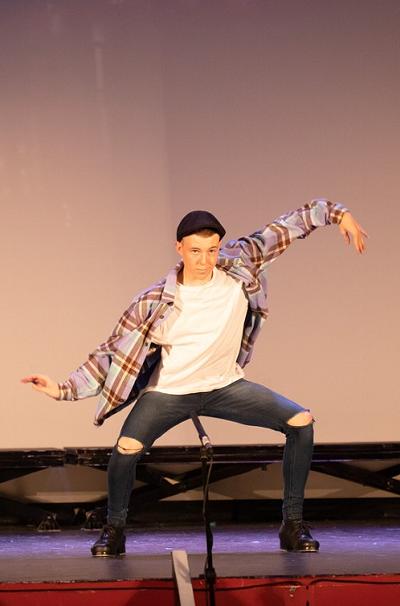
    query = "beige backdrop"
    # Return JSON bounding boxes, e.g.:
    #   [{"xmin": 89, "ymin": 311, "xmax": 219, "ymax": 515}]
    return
[{"xmin": 2, "ymin": 0, "xmax": 399, "ymax": 450}]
